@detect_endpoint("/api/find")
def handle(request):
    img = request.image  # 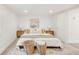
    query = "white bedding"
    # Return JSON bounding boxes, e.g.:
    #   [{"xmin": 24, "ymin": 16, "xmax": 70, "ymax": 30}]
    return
[
  {"xmin": 21, "ymin": 33, "xmax": 53, "ymax": 38},
  {"xmin": 16, "ymin": 38, "xmax": 63, "ymax": 49},
  {"xmin": 35, "ymin": 38, "xmax": 63, "ymax": 47},
  {"xmin": 16, "ymin": 33, "xmax": 63, "ymax": 49}
]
